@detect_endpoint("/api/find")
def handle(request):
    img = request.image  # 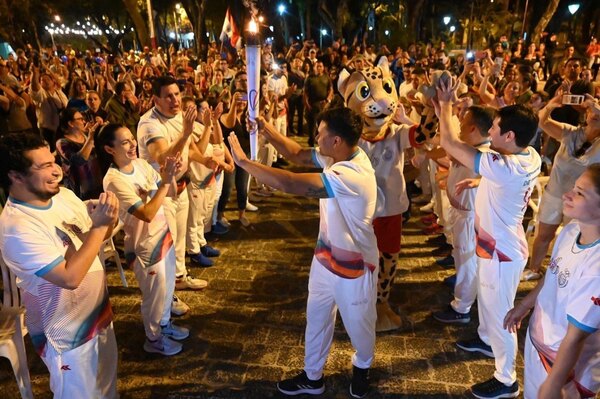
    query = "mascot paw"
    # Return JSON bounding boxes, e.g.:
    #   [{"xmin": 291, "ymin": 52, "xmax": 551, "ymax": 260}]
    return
[{"xmin": 376, "ymin": 302, "xmax": 402, "ymax": 332}]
